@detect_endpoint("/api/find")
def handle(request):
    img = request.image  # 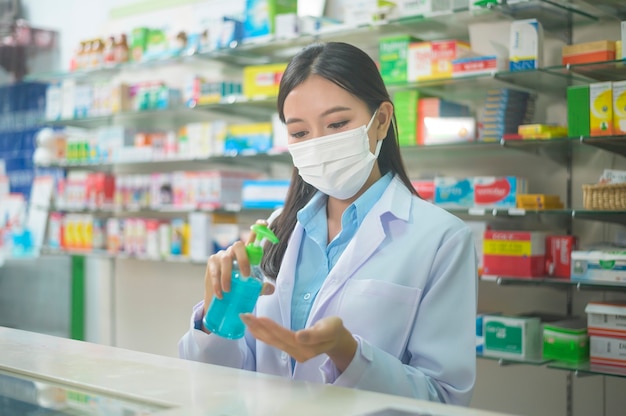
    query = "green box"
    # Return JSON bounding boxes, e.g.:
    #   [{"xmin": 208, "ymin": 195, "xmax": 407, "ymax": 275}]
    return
[
  {"xmin": 542, "ymin": 320, "xmax": 589, "ymax": 364},
  {"xmin": 131, "ymin": 27, "xmax": 150, "ymax": 62},
  {"xmin": 567, "ymin": 85, "xmax": 590, "ymax": 137},
  {"xmin": 380, "ymin": 35, "xmax": 419, "ymax": 85},
  {"xmin": 393, "ymin": 90, "xmax": 419, "ymax": 146}
]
